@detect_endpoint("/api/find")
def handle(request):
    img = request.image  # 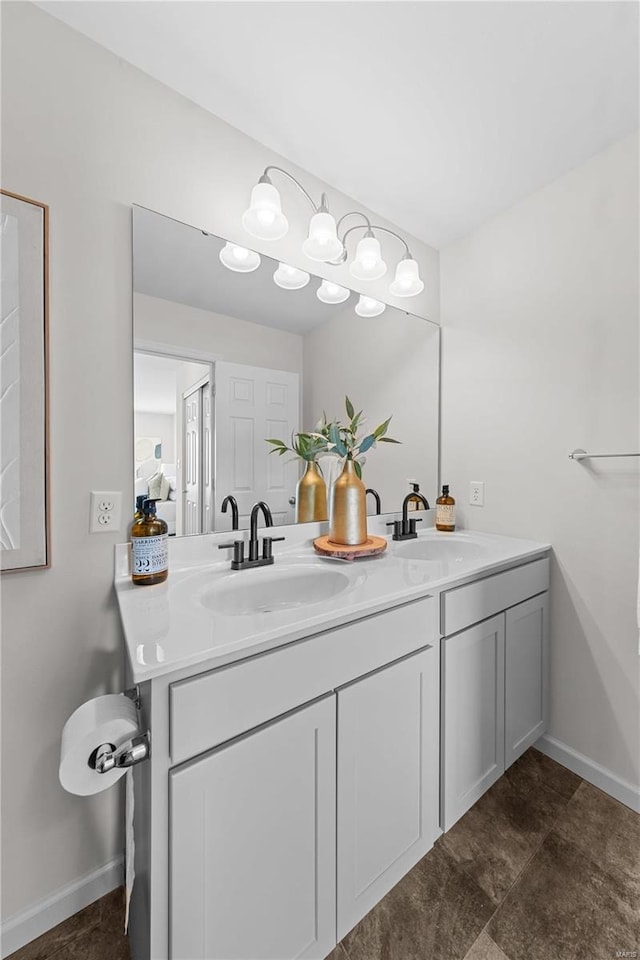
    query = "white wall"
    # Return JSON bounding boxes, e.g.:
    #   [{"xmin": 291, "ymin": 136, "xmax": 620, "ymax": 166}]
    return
[
  {"xmin": 134, "ymin": 292, "xmax": 304, "ymax": 373},
  {"xmin": 134, "ymin": 412, "xmax": 175, "ymax": 465},
  {"xmin": 441, "ymin": 134, "xmax": 639, "ymax": 789},
  {"xmin": 0, "ymin": 1, "xmax": 439, "ymax": 930},
  {"xmin": 303, "ymin": 308, "xmax": 440, "ymax": 512}
]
